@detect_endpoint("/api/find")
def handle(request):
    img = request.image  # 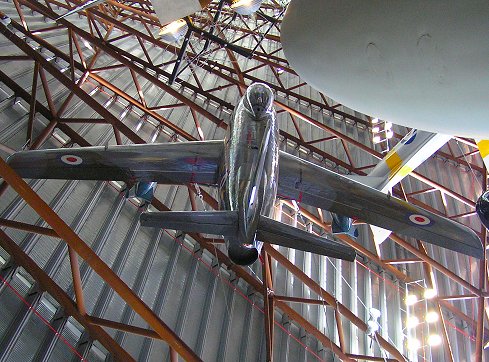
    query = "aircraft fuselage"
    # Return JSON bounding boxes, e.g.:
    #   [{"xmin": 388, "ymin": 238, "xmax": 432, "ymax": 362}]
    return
[{"xmin": 219, "ymin": 83, "xmax": 279, "ymax": 265}]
